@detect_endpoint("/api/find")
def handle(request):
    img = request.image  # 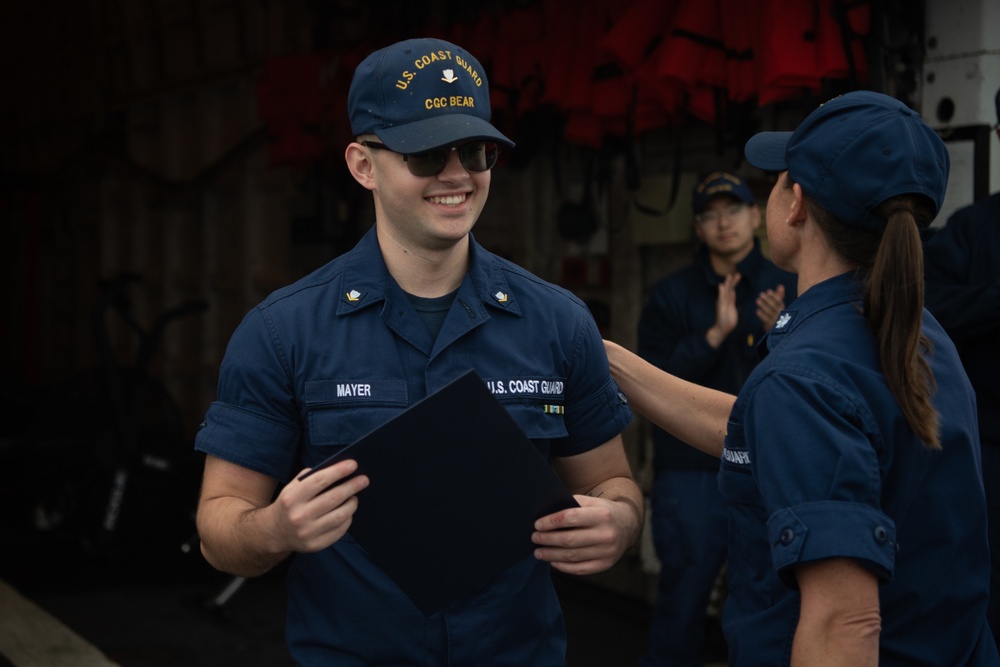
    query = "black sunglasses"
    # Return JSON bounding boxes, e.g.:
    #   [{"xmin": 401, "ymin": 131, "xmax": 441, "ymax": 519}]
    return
[{"xmin": 362, "ymin": 140, "xmax": 499, "ymax": 177}]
